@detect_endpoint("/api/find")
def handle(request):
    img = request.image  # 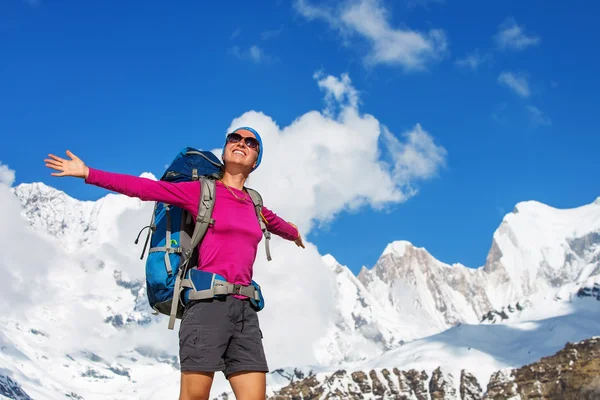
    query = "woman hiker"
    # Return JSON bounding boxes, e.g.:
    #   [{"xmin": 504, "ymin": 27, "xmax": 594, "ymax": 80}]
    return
[{"xmin": 44, "ymin": 127, "xmax": 305, "ymax": 400}]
